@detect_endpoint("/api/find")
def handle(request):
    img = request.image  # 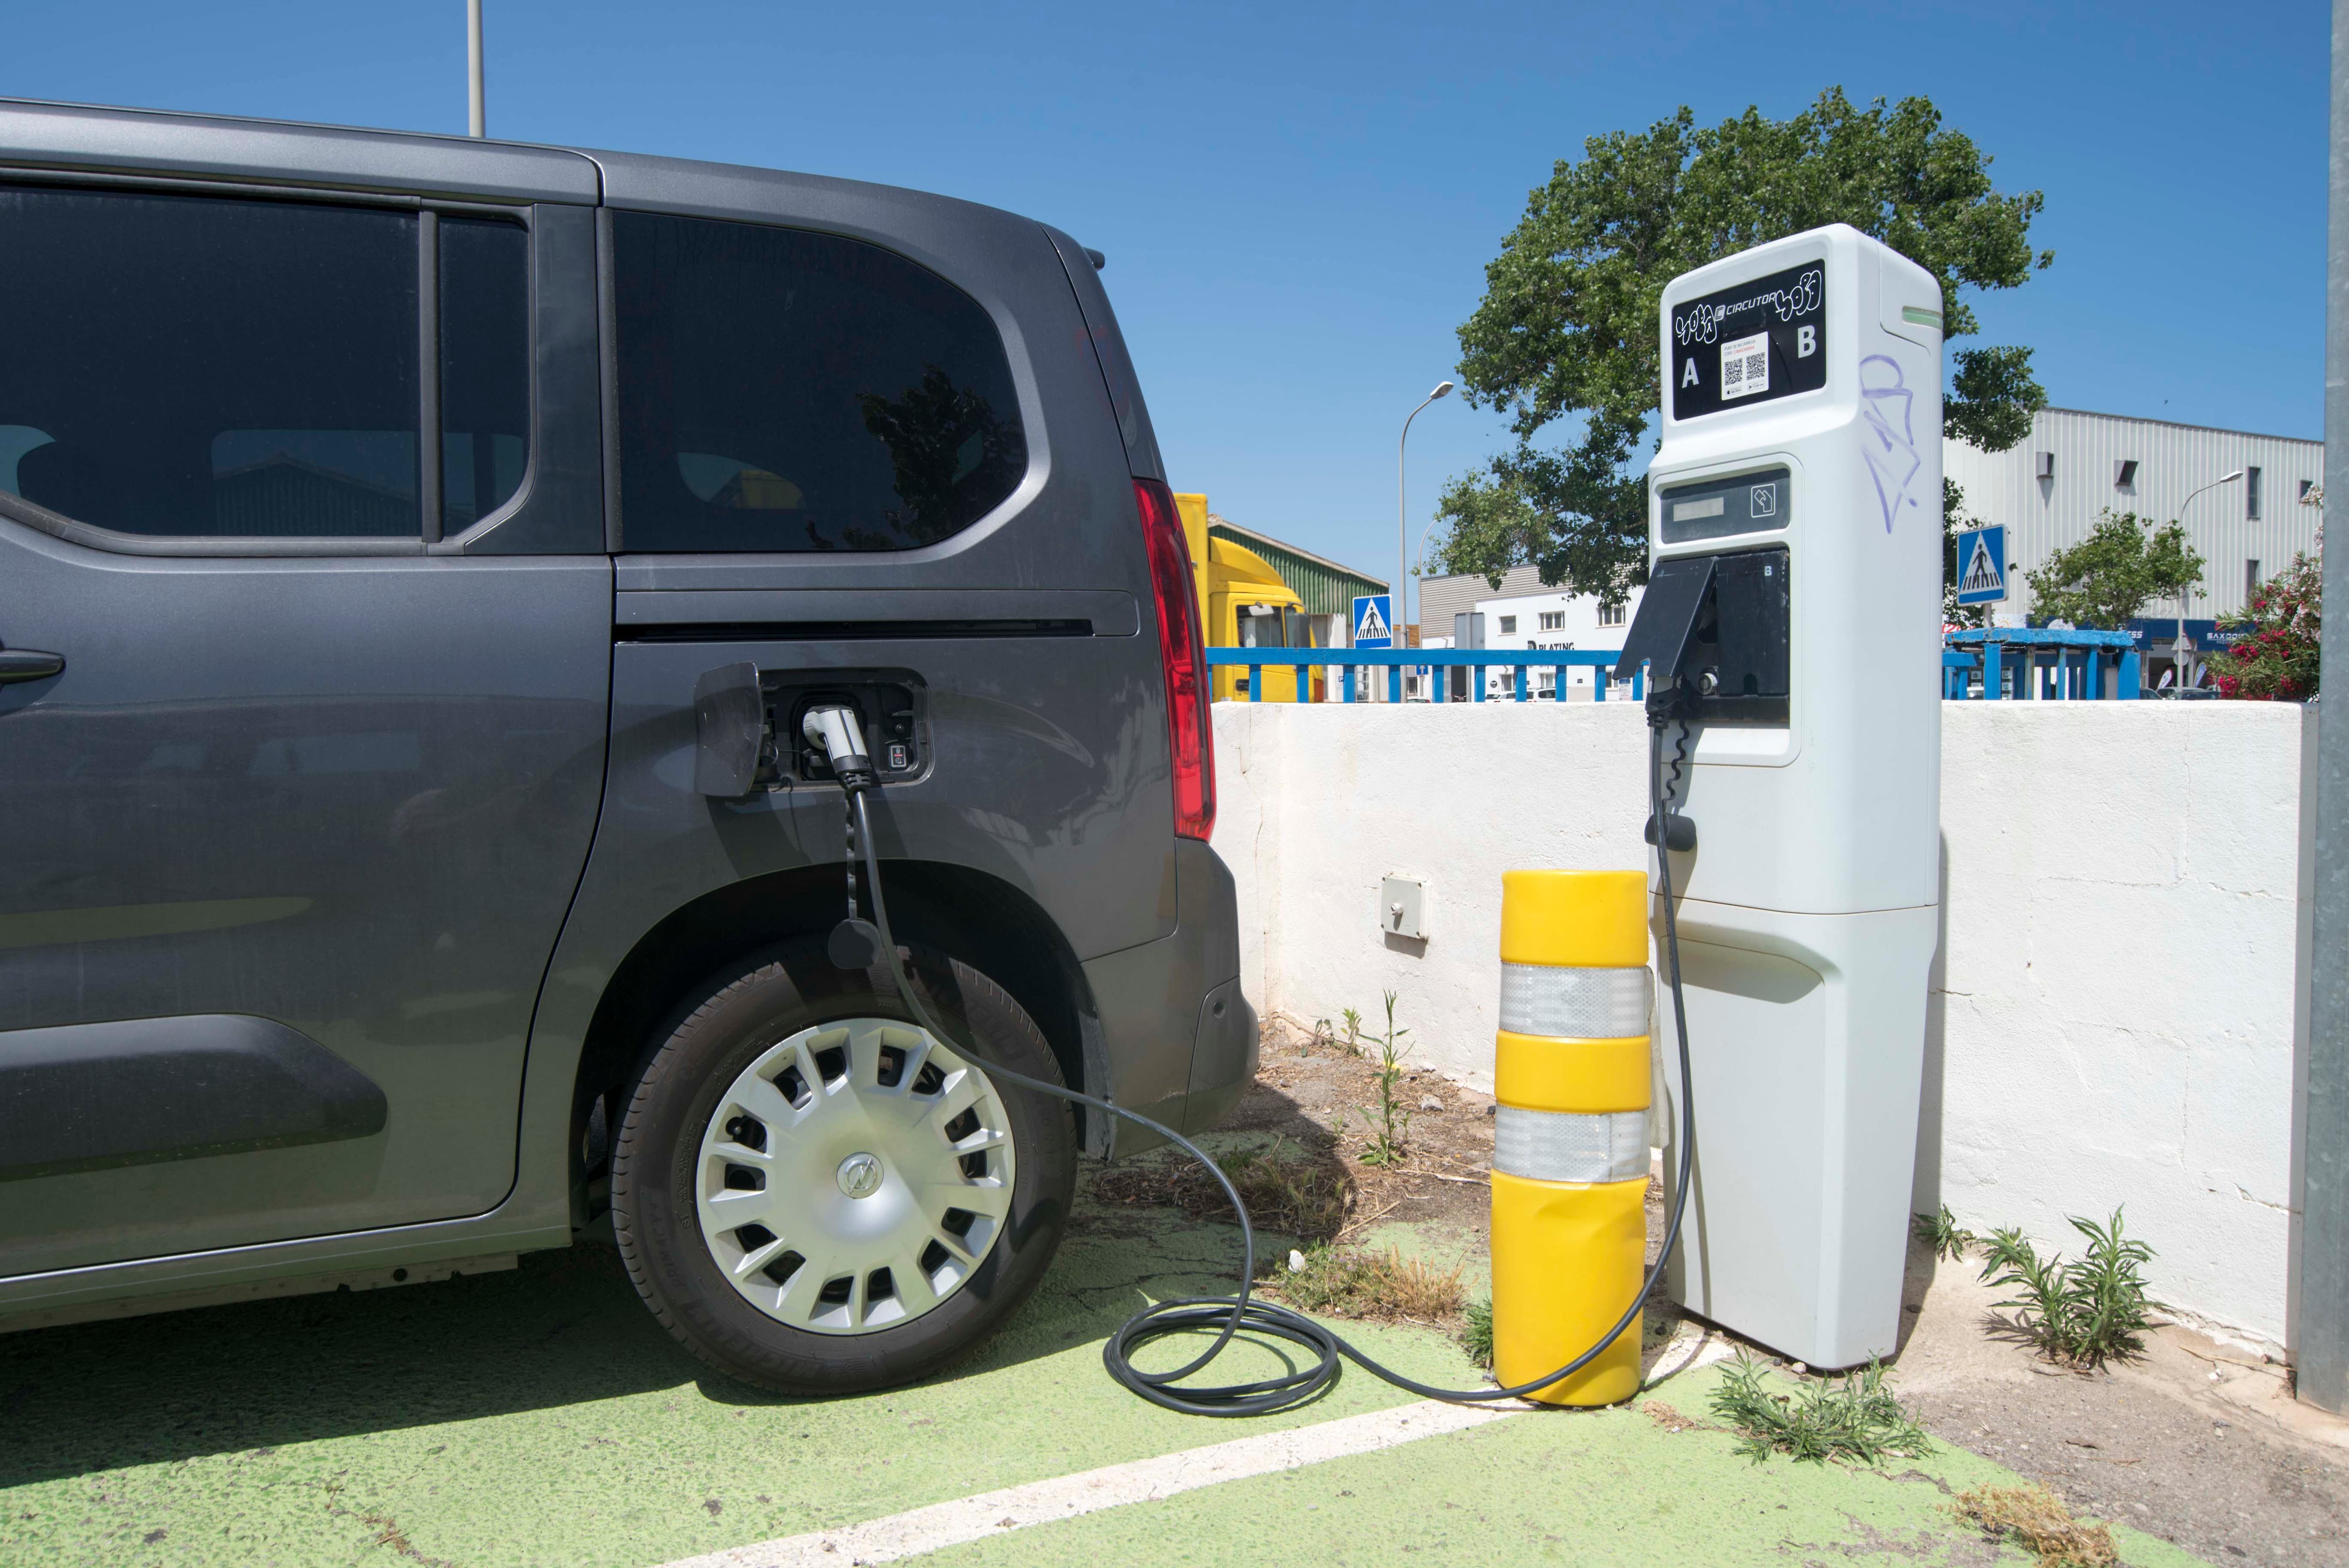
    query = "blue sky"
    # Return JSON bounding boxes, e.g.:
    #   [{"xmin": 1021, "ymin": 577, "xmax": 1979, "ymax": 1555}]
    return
[{"xmin": 5, "ymin": 2, "xmax": 2327, "ymax": 614}]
